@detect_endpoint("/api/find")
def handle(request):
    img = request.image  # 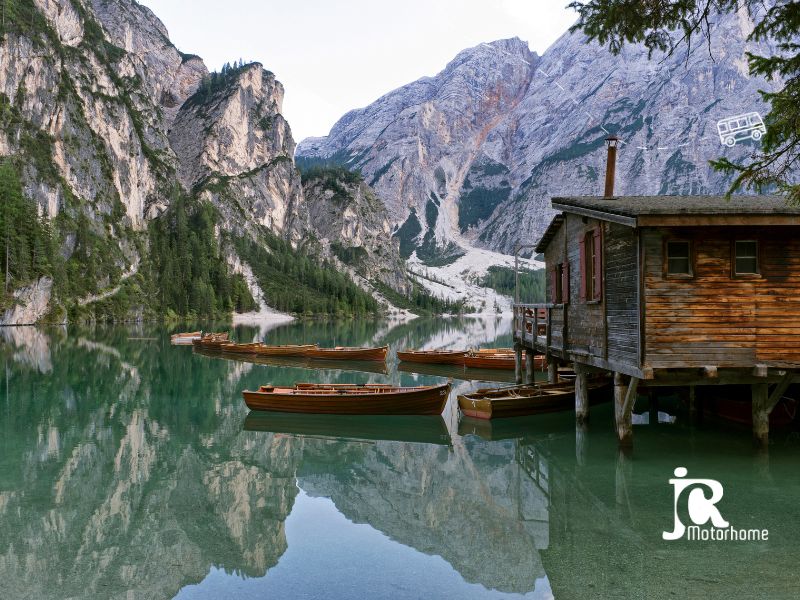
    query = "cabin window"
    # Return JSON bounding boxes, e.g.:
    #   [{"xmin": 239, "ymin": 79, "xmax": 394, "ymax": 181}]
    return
[
  {"xmin": 666, "ymin": 240, "xmax": 692, "ymax": 276},
  {"xmin": 734, "ymin": 240, "xmax": 759, "ymax": 274},
  {"xmin": 551, "ymin": 263, "xmax": 570, "ymax": 304},
  {"xmin": 579, "ymin": 228, "xmax": 602, "ymax": 302}
]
